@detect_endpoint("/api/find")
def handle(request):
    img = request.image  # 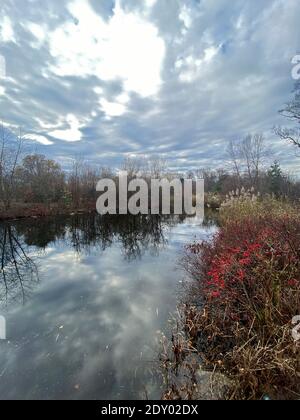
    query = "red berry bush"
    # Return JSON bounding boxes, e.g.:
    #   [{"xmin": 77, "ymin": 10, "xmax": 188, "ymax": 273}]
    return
[{"xmin": 163, "ymin": 199, "xmax": 300, "ymax": 400}]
